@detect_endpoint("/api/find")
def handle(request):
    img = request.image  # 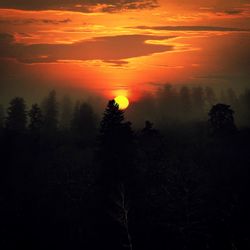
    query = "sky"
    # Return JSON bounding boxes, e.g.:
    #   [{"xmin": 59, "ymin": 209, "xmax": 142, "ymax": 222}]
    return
[{"xmin": 0, "ymin": 0, "xmax": 250, "ymax": 103}]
